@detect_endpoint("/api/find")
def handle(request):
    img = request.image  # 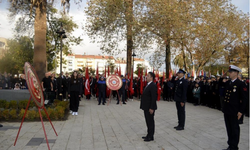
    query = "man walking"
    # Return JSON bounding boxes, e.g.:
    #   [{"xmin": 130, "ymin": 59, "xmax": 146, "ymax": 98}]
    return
[
  {"xmin": 220, "ymin": 65, "xmax": 247, "ymax": 150},
  {"xmin": 174, "ymin": 69, "xmax": 188, "ymax": 131},
  {"xmin": 140, "ymin": 72, "xmax": 157, "ymax": 142}
]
